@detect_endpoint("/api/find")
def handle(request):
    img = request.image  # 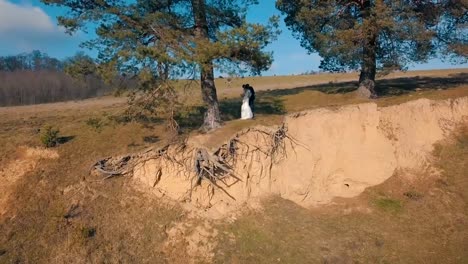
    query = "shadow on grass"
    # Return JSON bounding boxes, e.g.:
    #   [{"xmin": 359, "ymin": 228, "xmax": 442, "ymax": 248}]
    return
[
  {"xmin": 155, "ymin": 73, "xmax": 468, "ymax": 132},
  {"xmin": 143, "ymin": 135, "xmax": 159, "ymax": 143},
  {"xmin": 375, "ymin": 72, "xmax": 467, "ymax": 96},
  {"xmin": 219, "ymin": 97, "xmax": 286, "ymax": 120},
  {"xmin": 175, "ymin": 96, "xmax": 286, "ymax": 131},
  {"xmin": 108, "ymin": 114, "xmax": 164, "ymax": 125},
  {"xmin": 258, "ymin": 72, "xmax": 467, "ymax": 98},
  {"xmin": 57, "ymin": 135, "xmax": 75, "ymax": 144}
]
